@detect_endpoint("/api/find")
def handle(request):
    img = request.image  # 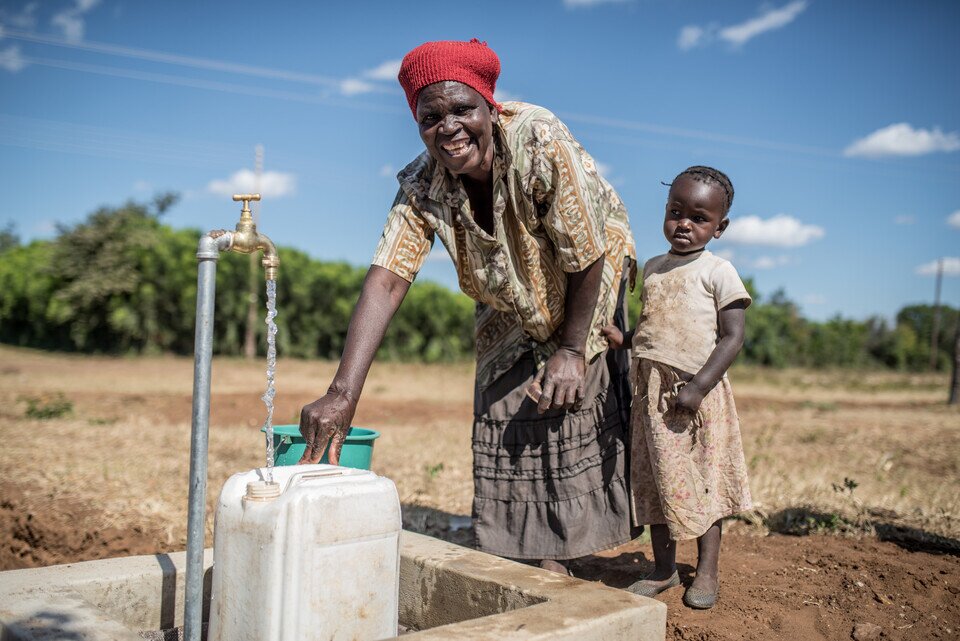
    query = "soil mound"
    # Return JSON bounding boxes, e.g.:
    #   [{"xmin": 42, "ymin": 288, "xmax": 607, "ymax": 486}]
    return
[{"xmin": 0, "ymin": 483, "xmax": 167, "ymax": 570}]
